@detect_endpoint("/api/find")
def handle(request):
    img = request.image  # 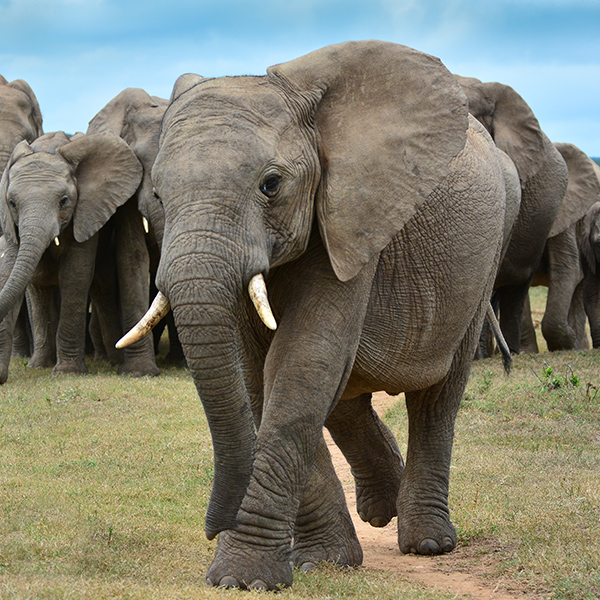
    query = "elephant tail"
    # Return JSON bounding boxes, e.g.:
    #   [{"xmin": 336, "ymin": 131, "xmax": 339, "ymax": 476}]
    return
[{"xmin": 486, "ymin": 302, "xmax": 512, "ymax": 375}]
